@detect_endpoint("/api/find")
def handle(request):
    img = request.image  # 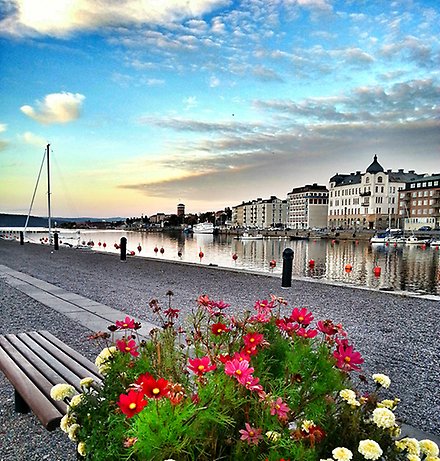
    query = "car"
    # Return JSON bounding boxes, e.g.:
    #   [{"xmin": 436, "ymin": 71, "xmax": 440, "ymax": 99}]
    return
[{"xmin": 418, "ymin": 226, "xmax": 432, "ymax": 231}]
